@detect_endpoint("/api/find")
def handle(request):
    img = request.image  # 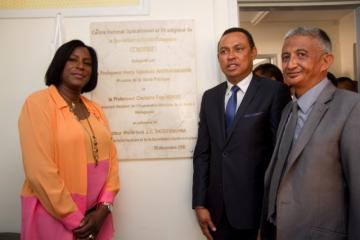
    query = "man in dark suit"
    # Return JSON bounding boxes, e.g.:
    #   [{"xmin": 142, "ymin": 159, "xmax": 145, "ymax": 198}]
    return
[
  {"xmin": 262, "ymin": 27, "xmax": 360, "ymax": 240},
  {"xmin": 192, "ymin": 27, "xmax": 291, "ymax": 240}
]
